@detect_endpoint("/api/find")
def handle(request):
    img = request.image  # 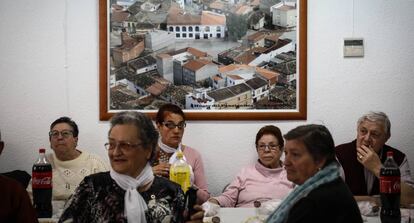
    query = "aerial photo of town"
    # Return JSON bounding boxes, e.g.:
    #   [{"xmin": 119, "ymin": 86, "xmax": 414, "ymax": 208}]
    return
[{"xmin": 108, "ymin": 0, "xmax": 298, "ymax": 110}]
